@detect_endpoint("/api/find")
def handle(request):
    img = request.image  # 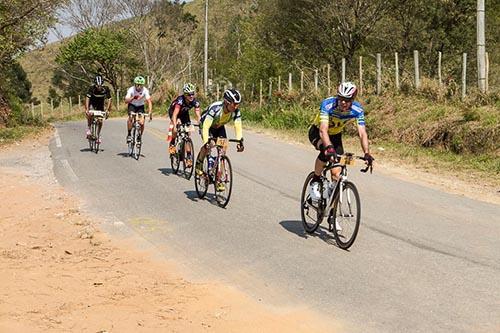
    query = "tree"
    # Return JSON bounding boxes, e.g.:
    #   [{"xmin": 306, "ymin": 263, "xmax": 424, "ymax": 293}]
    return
[
  {"xmin": 60, "ymin": 0, "xmax": 123, "ymax": 32},
  {"xmin": 54, "ymin": 28, "xmax": 139, "ymax": 95}
]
